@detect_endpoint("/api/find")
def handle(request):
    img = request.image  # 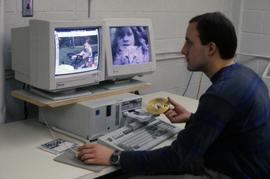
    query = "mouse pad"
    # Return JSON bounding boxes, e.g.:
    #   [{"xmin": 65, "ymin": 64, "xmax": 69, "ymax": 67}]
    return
[{"xmin": 54, "ymin": 149, "xmax": 107, "ymax": 172}]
